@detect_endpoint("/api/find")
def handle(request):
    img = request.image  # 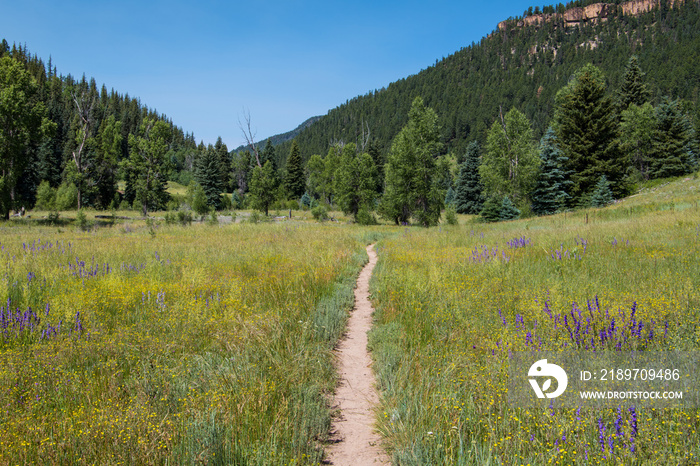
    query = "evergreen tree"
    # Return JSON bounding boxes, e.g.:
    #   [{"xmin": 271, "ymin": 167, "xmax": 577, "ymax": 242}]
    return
[
  {"xmin": 649, "ymin": 97, "xmax": 697, "ymax": 178},
  {"xmin": 617, "ymin": 56, "xmax": 651, "ymax": 111},
  {"xmin": 590, "ymin": 175, "xmax": 614, "ymax": 207},
  {"xmin": 194, "ymin": 144, "xmax": 224, "ymax": 210},
  {"xmin": 531, "ymin": 128, "xmax": 571, "ymax": 215},
  {"xmin": 284, "ymin": 140, "xmax": 305, "ymax": 199},
  {"xmin": 554, "ymin": 64, "xmax": 626, "ymax": 202},
  {"xmin": 480, "ymin": 195, "xmax": 502, "ymax": 223},
  {"xmin": 248, "ymin": 160, "xmax": 277, "ymax": 216},
  {"xmin": 481, "ymin": 108, "xmax": 539, "ymax": 206},
  {"xmin": 0, "ymin": 56, "xmax": 51, "ymax": 218},
  {"xmin": 444, "ymin": 186, "xmax": 456, "ymax": 207},
  {"xmin": 380, "ymin": 97, "xmax": 443, "ymax": 226},
  {"xmin": 261, "ymin": 139, "xmax": 277, "ymax": 171},
  {"xmin": 454, "ymin": 141, "xmax": 484, "ymax": 214},
  {"xmin": 499, "ymin": 196, "xmax": 521, "ymax": 221},
  {"xmin": 126, "ymin": 119, "xmax": 171, "ymax": 216},
  {"xmin": 93, "ymin": 115, "xmax": 121, "ymax": 209},
  {"xmin": 214, "ymin": 136, "xmax": 230, "ymax": 192}
]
